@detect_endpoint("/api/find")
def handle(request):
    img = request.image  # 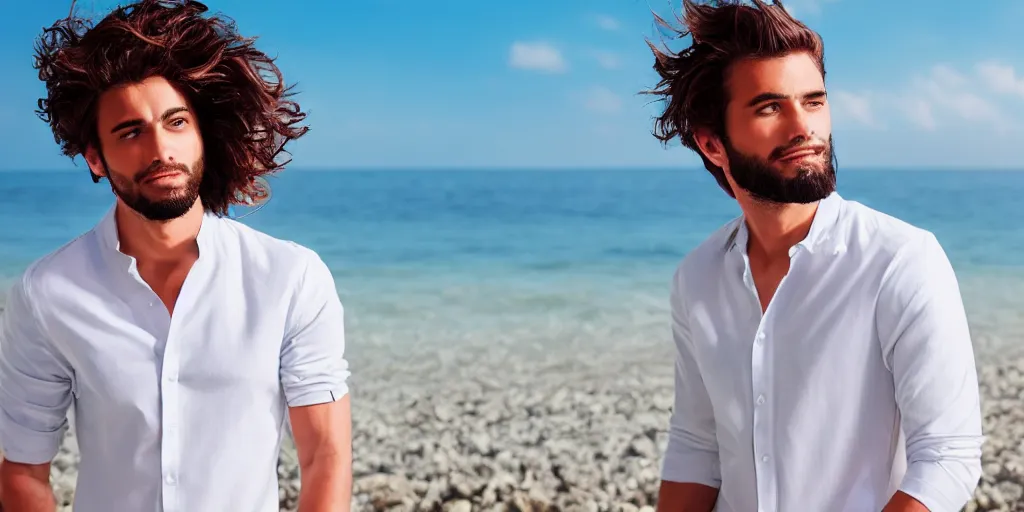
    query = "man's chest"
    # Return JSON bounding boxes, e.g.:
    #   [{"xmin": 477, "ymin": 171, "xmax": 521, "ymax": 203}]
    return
[
  {"xmin": 47, "ymin": 273, "xmax": 290, "ymax": 408},
  {"xmin": 686, "ymin": 263, "xmax": 894, "ymax": 432}
]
